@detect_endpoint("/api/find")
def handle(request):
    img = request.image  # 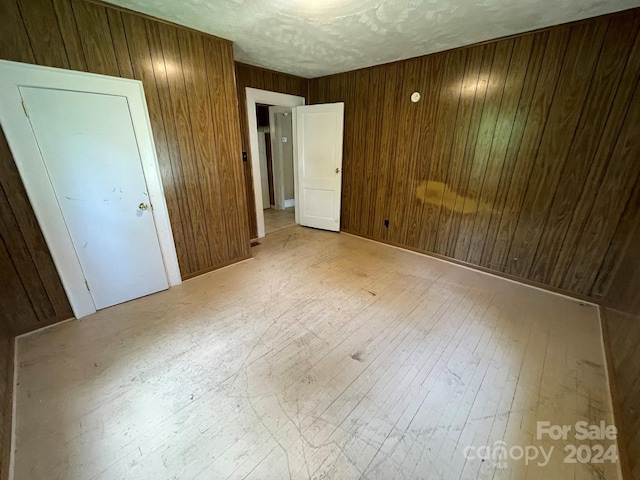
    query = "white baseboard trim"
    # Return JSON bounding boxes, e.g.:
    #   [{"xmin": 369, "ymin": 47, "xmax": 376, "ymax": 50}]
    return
[{"xmin": 284, "ymin": 199, "xmax": 295, "ymax": 208}]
